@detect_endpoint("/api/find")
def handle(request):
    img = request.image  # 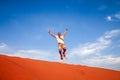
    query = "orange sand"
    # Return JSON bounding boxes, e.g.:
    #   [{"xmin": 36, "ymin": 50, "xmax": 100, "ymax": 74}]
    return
[{"xmin": 0, "ymin": 54, "xmax": 120, "ymax": 80}]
